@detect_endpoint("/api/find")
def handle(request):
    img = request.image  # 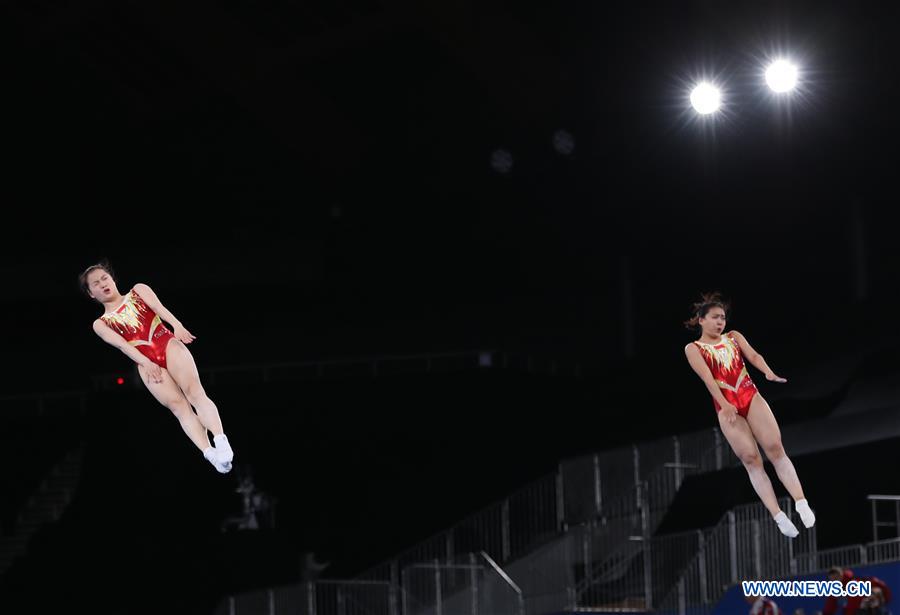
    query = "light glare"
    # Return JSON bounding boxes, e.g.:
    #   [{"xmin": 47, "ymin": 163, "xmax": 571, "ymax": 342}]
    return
[
  {"xmin": 765, "ymin": 59, "xmax": 798, "ymax": 93},
  {"xmin": 690, "ymin": 82, "xmax": 721, "ymax": 115}
]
